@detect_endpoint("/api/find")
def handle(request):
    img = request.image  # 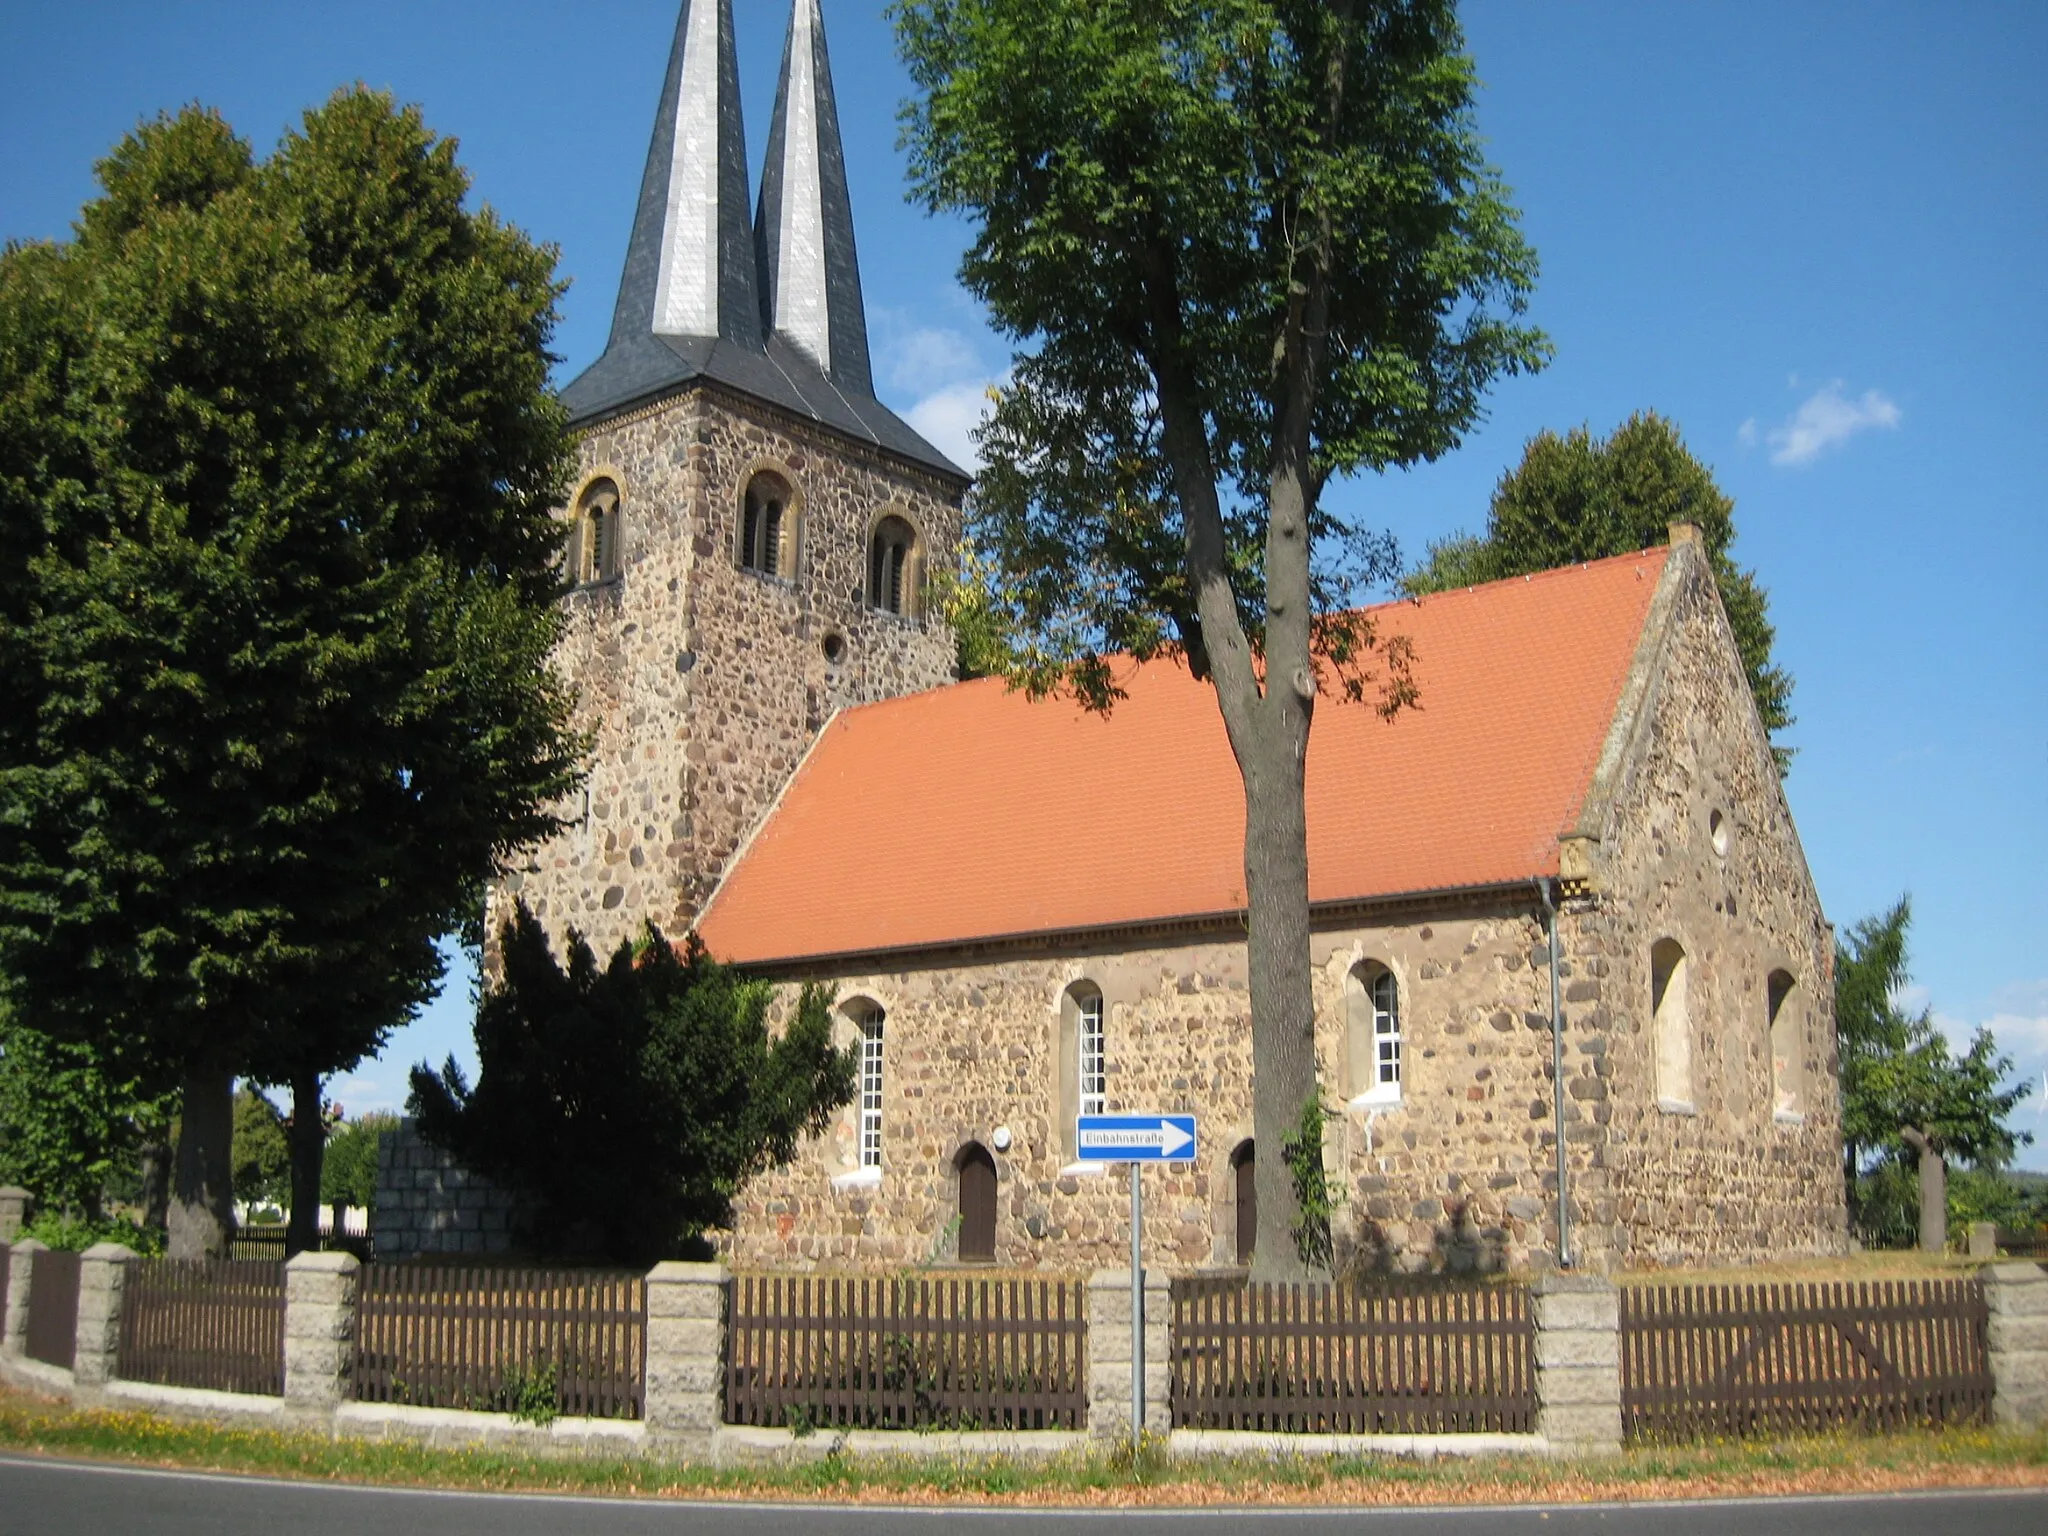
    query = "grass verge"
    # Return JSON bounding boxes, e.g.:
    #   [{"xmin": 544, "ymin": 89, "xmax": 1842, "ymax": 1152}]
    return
[{"xmin": 0, "ymin": 1388, "xmax": 2043, "ymax": 1508}]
